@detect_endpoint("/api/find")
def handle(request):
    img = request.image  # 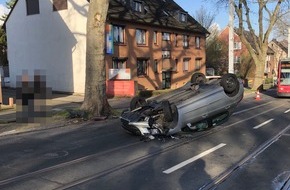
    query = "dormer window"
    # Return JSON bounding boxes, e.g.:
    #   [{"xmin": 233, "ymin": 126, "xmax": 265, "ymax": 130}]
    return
[
  {"xmin": 133, "ymin": 0, "xmax": 142, "ymax": 12},
  {"xmin": 179, "ymin": 12, "xmax": 187, "ymax": 22}
]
